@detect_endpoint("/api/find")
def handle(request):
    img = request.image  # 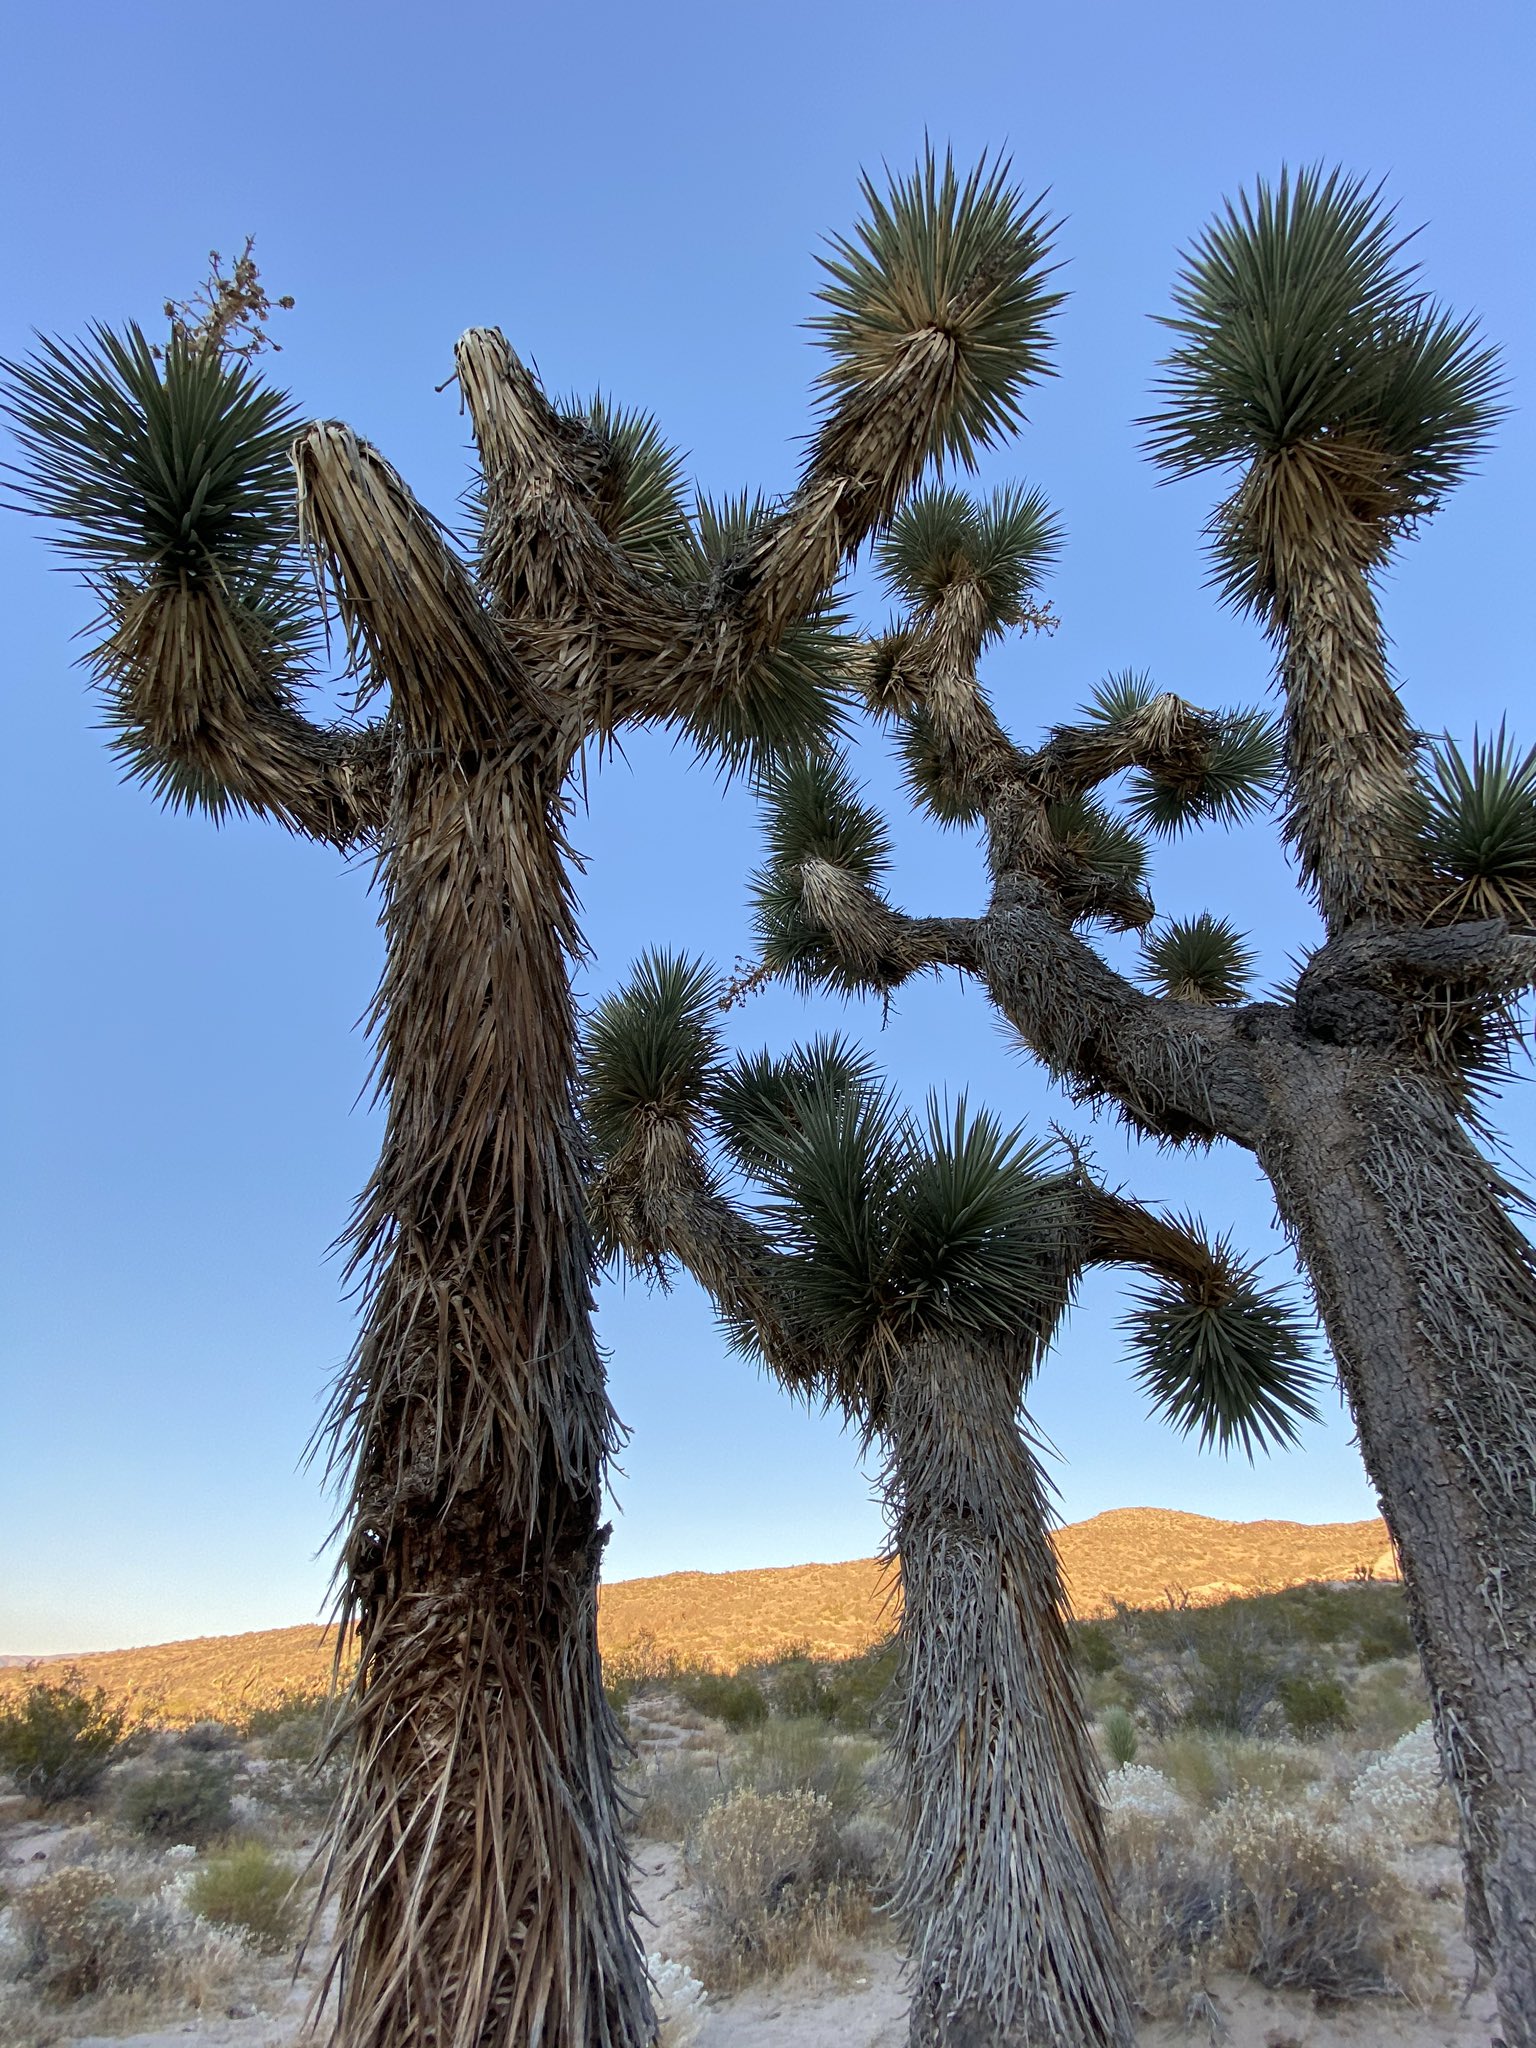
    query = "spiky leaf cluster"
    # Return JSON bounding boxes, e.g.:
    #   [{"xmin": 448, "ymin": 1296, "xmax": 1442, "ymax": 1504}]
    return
[
  {"xmin": 1126, "ymin": 710, "xmax": 1280, "ymax": 836},
  {"xmin": 876, "ymin": 483, "xmax": 1061, "ymax": 636},
  {"xmin": 581, "ymin": 952, "xmax": 722, "ymax": 1164},
  {"xmin": 671, "ymin": 493, "xmax": 848, "ymax": 775},
  {"xmin": 1145, "ymin": 166, "xmax": 1501, "ymax": 520},
  {"xmin": 2, "ymin": 325, "xmax": 305, "ymax": 608},
  {"xmin": 1415, "ymin": 727, "xmax": 1536, "ymax": 927},
  {"xmin": 1141, "ymin": 915, "xmax": 1257, "ymax": 1004},
  {"xmin": 751, "ymin": 752, "xmax": 894, "ymax": 988},
  {"xmin": 1124, "ymin": 1233, "xmax": 1319, "ymax": 1457},
  {"xmin": 573, "ymin": 393, "xmax": 691, "ymax": 571},
  {"xmin": 1045, "ymin": 794, "xmax": 1150, "ymax": 900},
  {"xmin": 812, "ymin": 146, "xmax": 1062, "ymax": 471},
  {"xmin": 709, "ymin": 1037, "xmax": 876, "ymax": 1179}
]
